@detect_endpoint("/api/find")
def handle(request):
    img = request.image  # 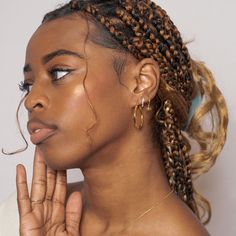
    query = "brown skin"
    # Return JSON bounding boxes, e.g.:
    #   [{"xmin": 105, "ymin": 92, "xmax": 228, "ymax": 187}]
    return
[{"xmin": 16, "ymin": 15, "xmax": 210, "ymax": 235}]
